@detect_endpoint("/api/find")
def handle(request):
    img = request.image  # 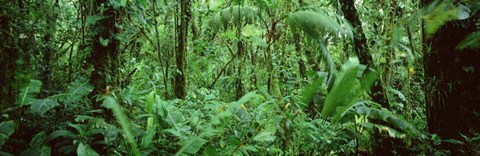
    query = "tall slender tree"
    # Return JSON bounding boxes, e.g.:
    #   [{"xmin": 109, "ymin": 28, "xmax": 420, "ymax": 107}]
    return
[{"xmin": 174, "ymin": 0, "xmax": 191, "ymax": 99}]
